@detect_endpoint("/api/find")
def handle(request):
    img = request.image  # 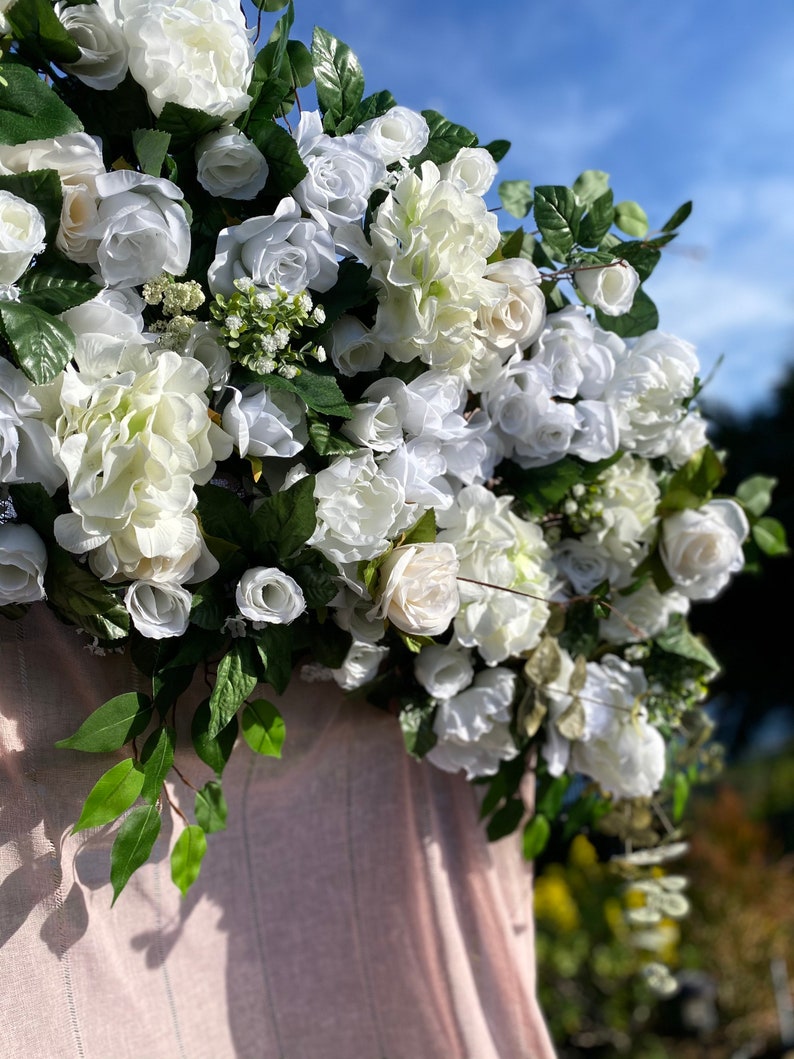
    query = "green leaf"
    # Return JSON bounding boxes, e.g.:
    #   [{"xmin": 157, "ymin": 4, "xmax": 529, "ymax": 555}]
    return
[
  {"xmin": 655, "ymin": 614, "xmax": 720, "ymax": 673},
  {"xmin": 259, "ymin": 0, "xmax": 294, "ymax": 81},
  {"xmin": 289, "ymin": 369, "xmax": 350, "ymax": 417},
  {"xmin": 736, "ymin": 474, "xmax": 777, "ymax": 518},
  {"xmin": 251, "ymin": 473, "xmax": 317, "ymax": 557},
  {"xmin": 353, "ymin": 90, "xmax": 398, "ymax": 127},
  {"xmin": 536, "ymin": 774, "xmax": 572, "ymax": 820},
  {"xmin": 533, "ymin": 186, "xmax": 583, "ymax": 258},
  {"xmin": 307, "ymin": 421, "xmax": 359, "ymax": 457},
  {"xmin": 609, "ymin": 240, "xmax": 661, "ymax": 282},
  {"xmin": 73, "ymin": 759, "xmax": 144, "ymax": 833},
  {"xmin": 248, "ymin": 120, "xmax": 308, "ymax": 198},
  {"xmin": 753, "ymin": 517, "xmax": 790, "ymax": 557},
  {"xmin": 285, "ymin": 549, "xmax": 338, "ymax": 607},
  {"xmin": 242, "ymin": 699, "xmax": 285, "ymax": 757},
  {"xmin": 44, "ymin": 548, "xmax": 130, "ymax": 641},
  {"xmin": 596, "ymin": 288, "xmax": 658, "ymax": 338},
  {"xmin": 659, "ymin": 447, "xmax": 725, "ymax": 514},
  {"xmin": 672, "ymin": 773, "xmax": 689, "ymax": 824},
  {"xmin": 401, "ymin": 508, "xmax": 436, "ymax": 546},
  {"xmin": 498, "ymin": 180, "xmax": 532, "ymax": 219},
  {"xmin": 110, "ymin": 803, "xmax": 162, "ymax": 905},
  {"xmin": 139, "ymin": 726, "xmax": 176, "ymax": 804},
  {"xmin": 572, "ymin": 169, "xmax": 610, "ymax": 207},
  {"xmin": 0, "ymin": 64, "xmax": 83, "ymax": 145},
  {"xmin": 250, "ymin": 624, "xmax": 293, "ymax": 694},
  {"xmin": 7, "ymin": 0, "xmax": 81, "ymax": 64},
  {"xmin": 156, "ymin": 103, "xmax": 223, "ymax": 152},
  {"xmin": 312, "ymin": 26, "xmax": 365, "ymax": 132},
  {"xmin": 0, "ymin": 168, "xmax": 63, "ymax": 246},
  {"xmin": 284, "ymin": 40, "xmax": 315, "ymax": 89},
  {"xmin": 662, "ymin": 201, "xmax": 693, "ymax": 232},
  {"xmin": 195, "ymin": 779, "xmax": 228, "ymax": 834},
  {"xmin": 577, "ymin": 190, "xmax": 615, "ymax": 247},
  {"xmin": 191, "ymin": 698, "xmax": 238, "ymax": 777},
  {"xmin": 251, "ymin": 0, "xmax": 289, "ymax": 9},
  {"xmin": 482, "ymin": 139, "xmax": 511, "ymax": 162},
  {"xmin": 56, "ymin": 692, "xmax": 153, "ymax": 753},
  {"xmin": 522, "ymin": 813, "xmax": 551, "ymax": 860},
  {"xmin": 498, "ymin": 227, "xmax": 527, "ymax": 260},
  {"xmin": 614, "ymin": 200, "xmax": 649, "ymax": 238},
  {"xmin": 132, "ymin": 128, "xmax": 171, "ymax": 178},
  {"xmin": 18, "ymin": 262, "xmax": 98, "ymax": 315},
  {"xmin": 207, "ymin": 639, "xmax": 259, "ymax": 738},
  {"xmin": 412, "ymin": 110, "xmax": 478, "ymax": 166},
  {"xmin": 486, "ymin": 797, "xmax": 525, "ymax": 842},
  {"xmin": 399, "ymin": 703, "xmax": 437, "ymax": 760},
  {"xmin": 170, "ymin": 825, "xmax": 207, "ymax": 897},
  {"xmin": 0, "ymin": 301, "xmax": 74, "ymax": 383},
  {"xmin": 308, "ymin": 259, "xmax": 371, "ymax": 333},
  {"xmin": 195, "ymin": 483, "xmax": 252, "ymax": 549},
  {"xmin": 501, "ymin": 453, "xmax": 620, "ymax": 518}
]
